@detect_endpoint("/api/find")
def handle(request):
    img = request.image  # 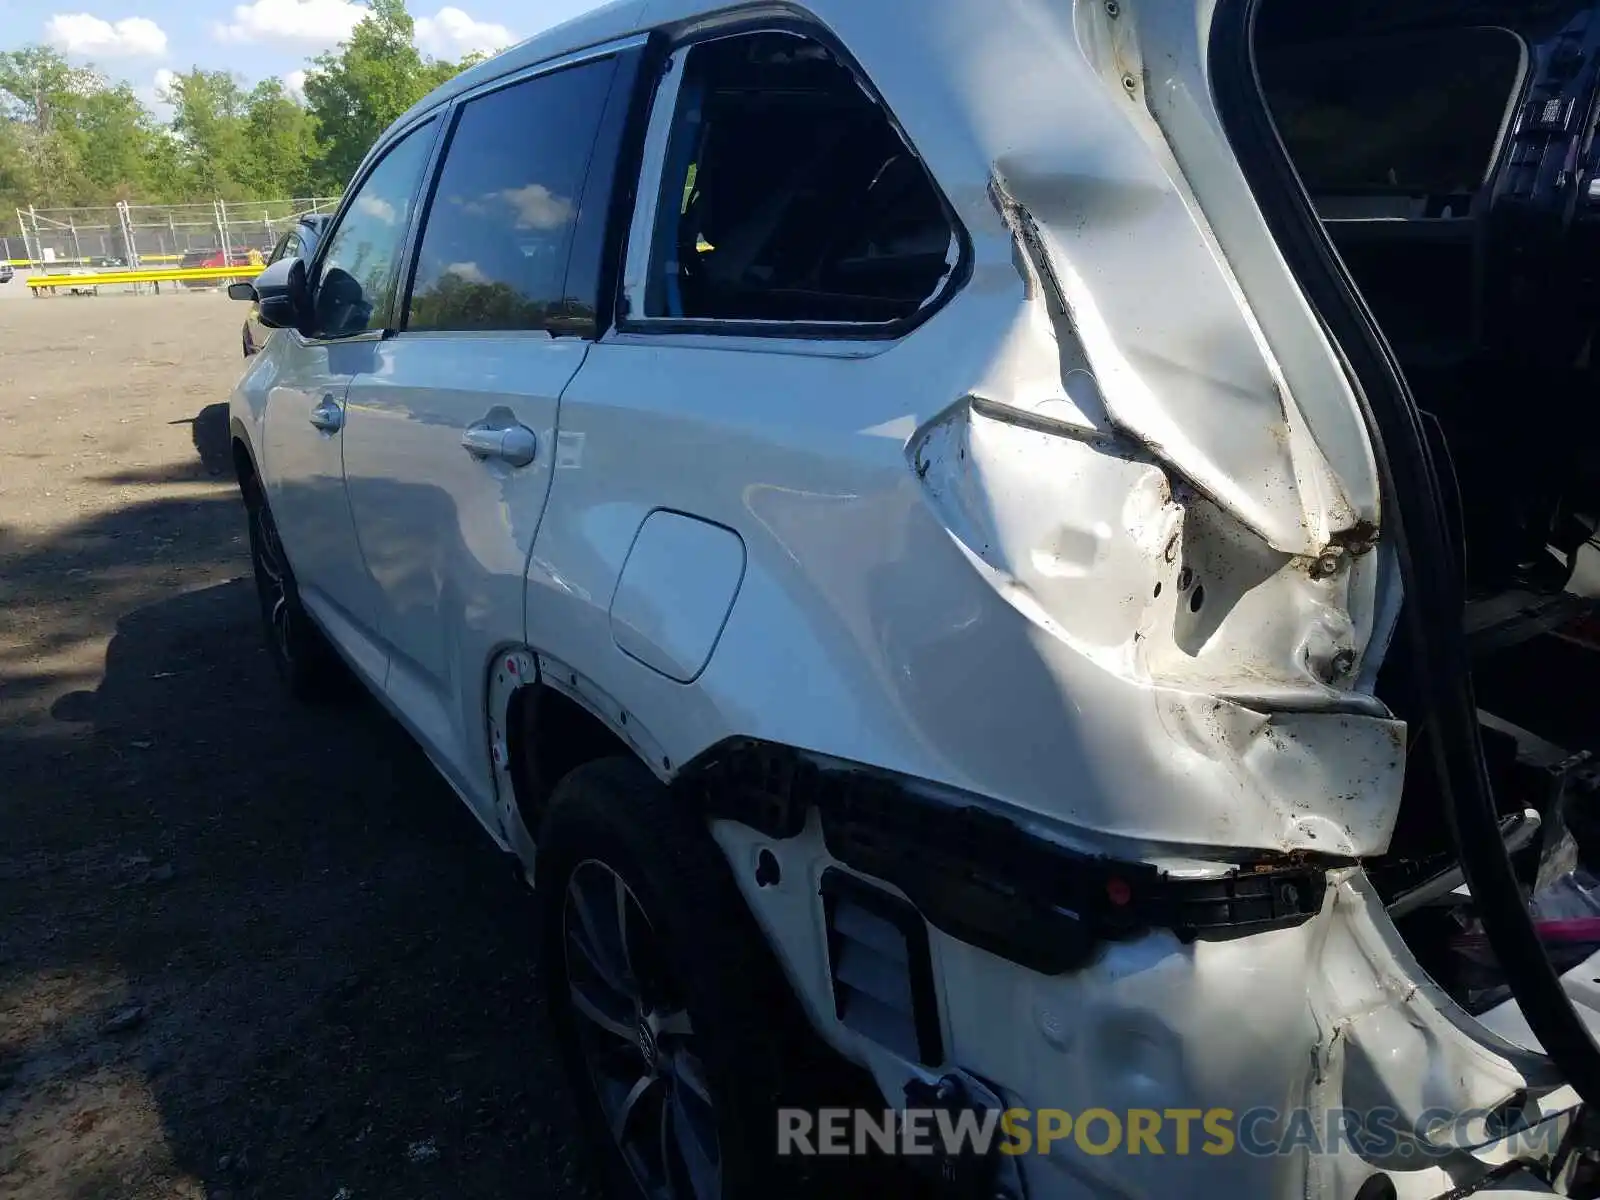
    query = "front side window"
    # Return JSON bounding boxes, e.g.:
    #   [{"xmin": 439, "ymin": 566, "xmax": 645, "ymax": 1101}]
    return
[
  {"xmin": 642, "ymin": 32, "xmax": 958, "ymax": 326},
  {"xmin": 268, "ymin": 231, "xmax": 301, "ymax": 265},
  {"xmin": 312, "ymin": 121, "xmax": 436, "ymax": 338},
  {"xmin": 406, "ymin": 59, "xmax": 615, "ymax": 333}
]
